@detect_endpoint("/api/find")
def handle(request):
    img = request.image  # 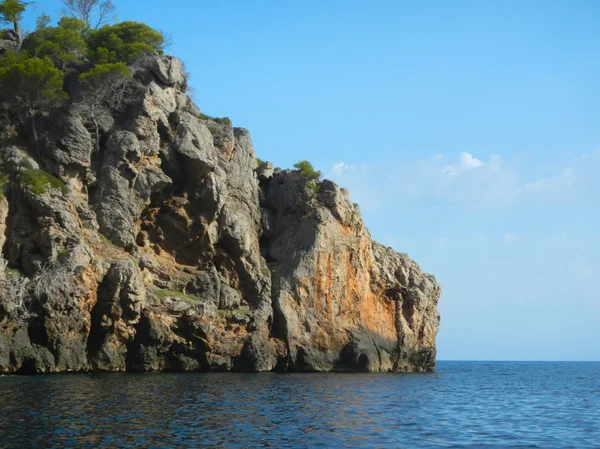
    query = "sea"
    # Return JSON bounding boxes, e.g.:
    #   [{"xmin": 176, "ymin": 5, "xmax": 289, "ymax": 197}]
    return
[{"xmin": 0, "ymin": 361, "xmax": 598, "ymax": 448}]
